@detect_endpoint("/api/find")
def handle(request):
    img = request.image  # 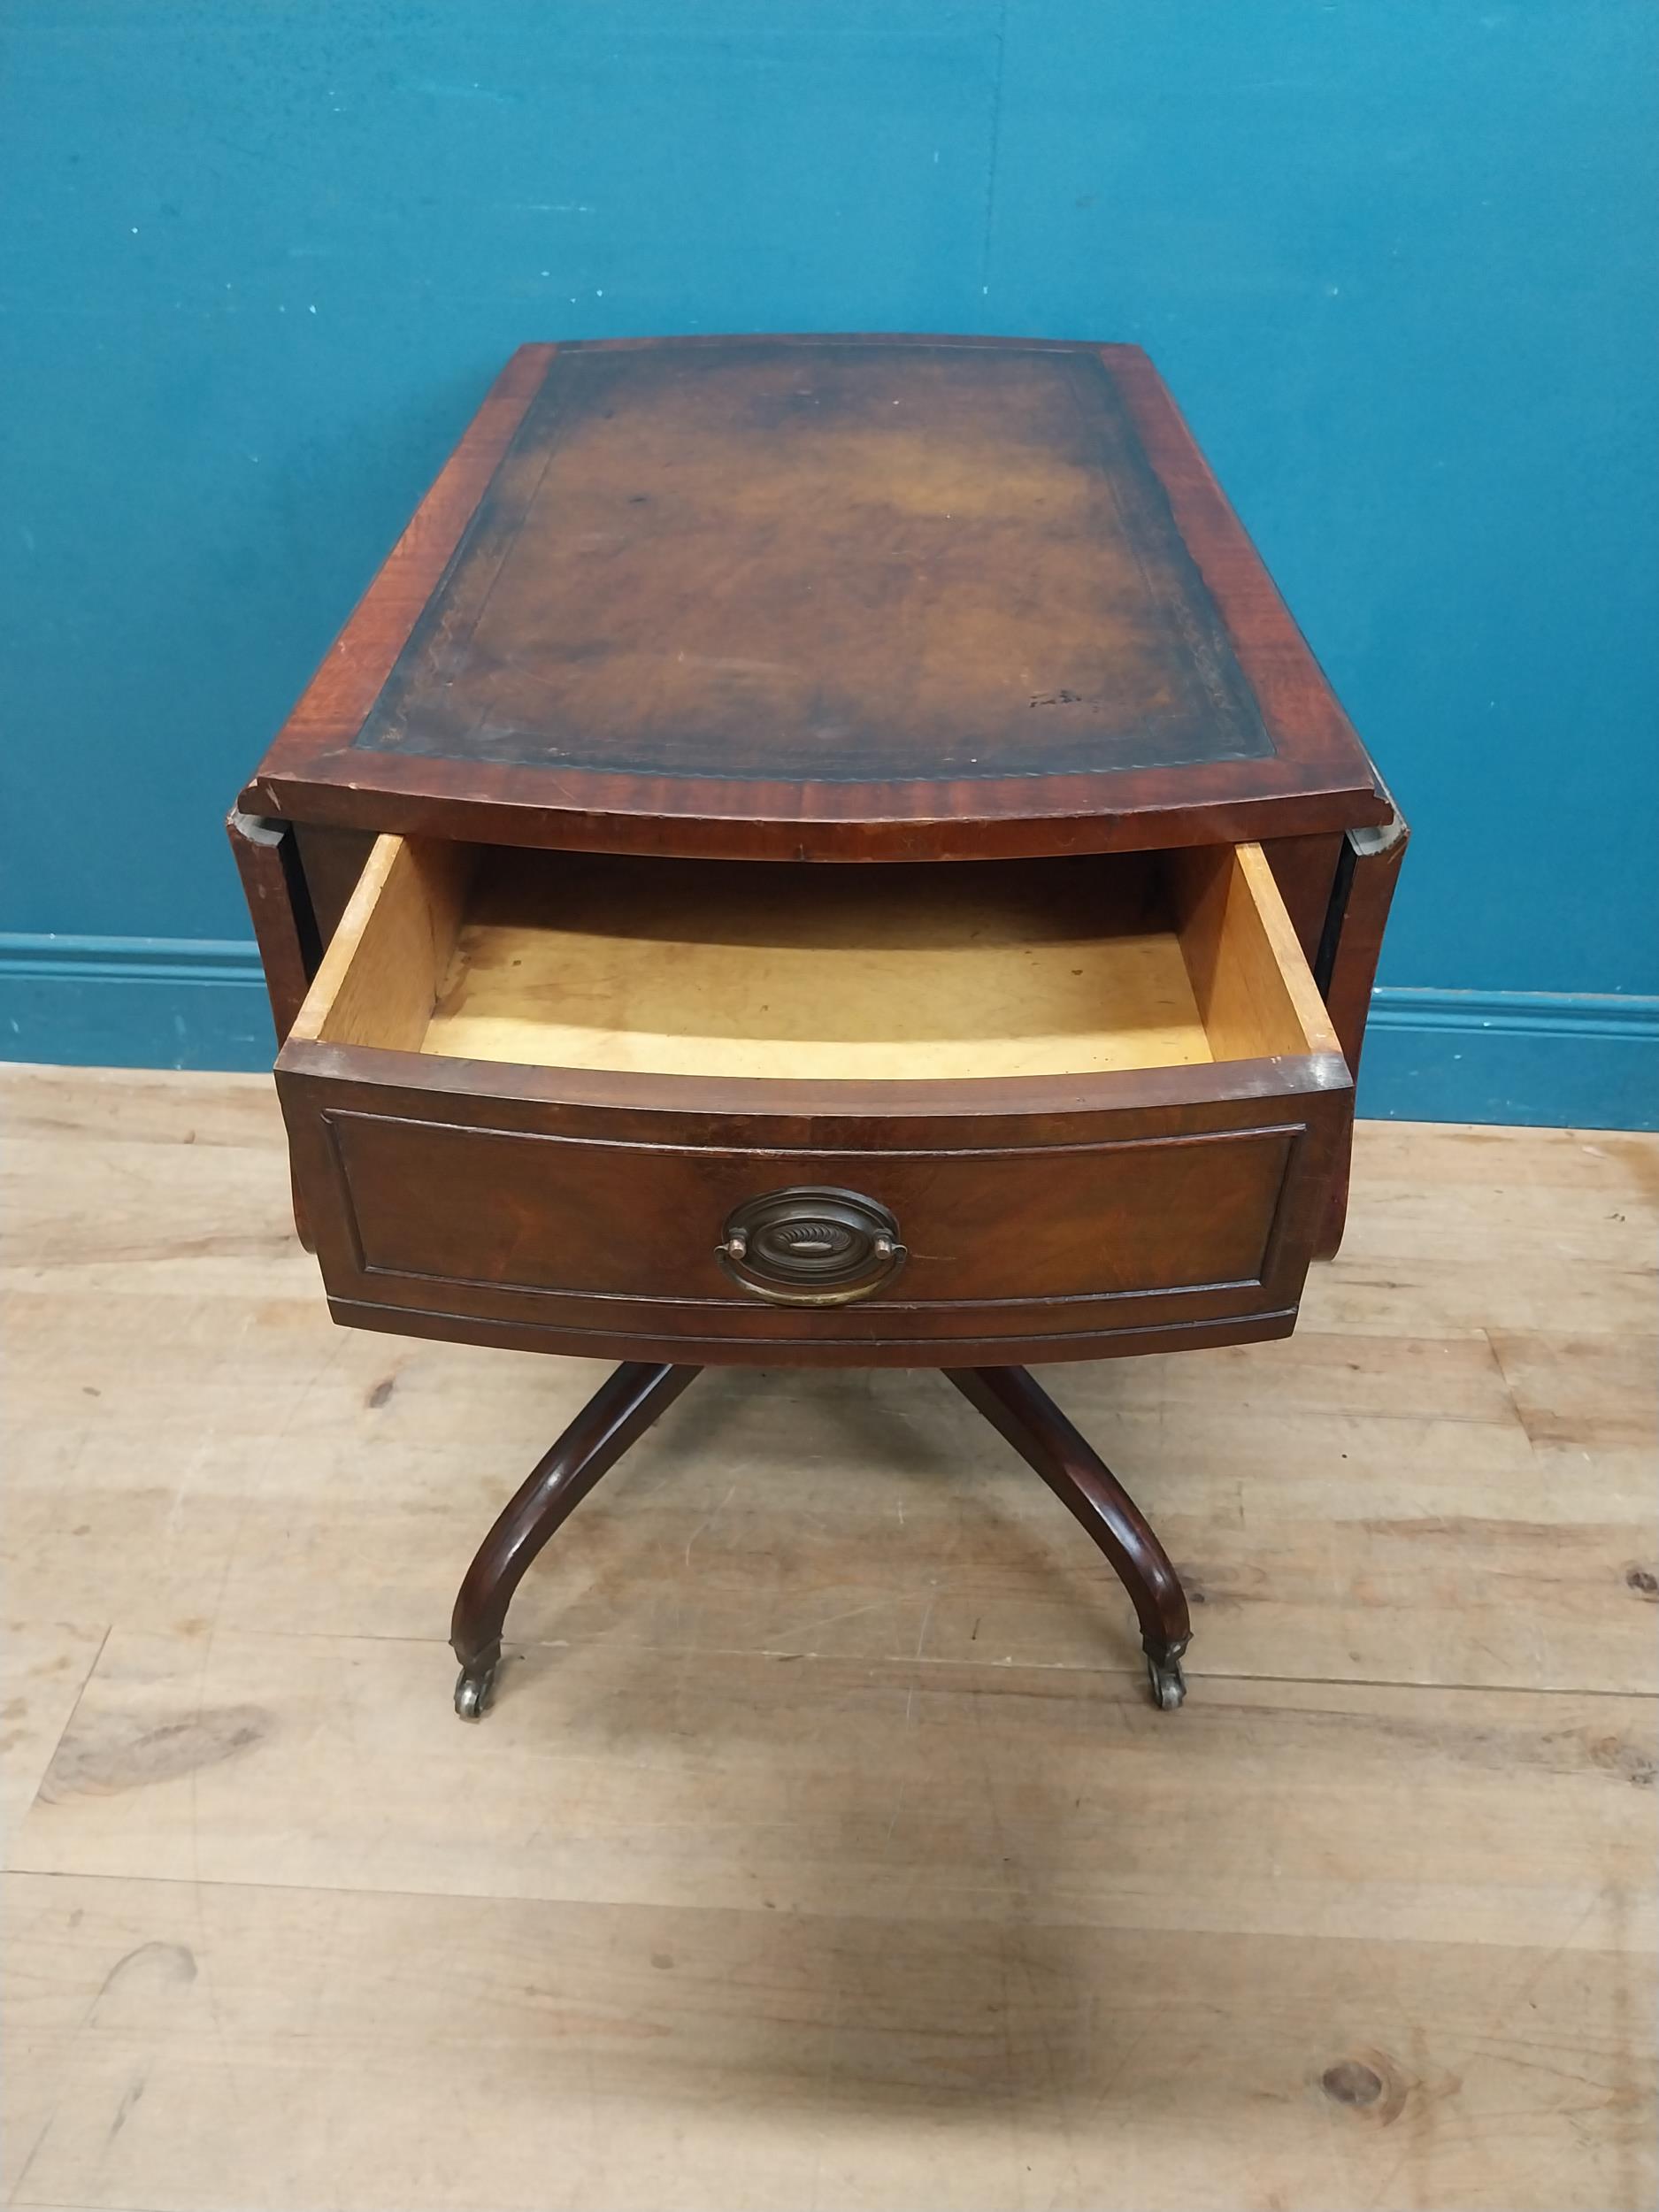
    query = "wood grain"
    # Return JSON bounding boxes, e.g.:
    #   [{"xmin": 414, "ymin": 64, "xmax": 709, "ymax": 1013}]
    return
[
  {"xmin": 12, "ymin": 1627, "xmax": 1655, "ymax": 1939},
  {"xmin": 1313, "ymin": 807, "xmax": 1409, "ymax": 1255},
  {"xmin": 7, "ymin": 1871, "xmax": 1650, "ymax": 2212},
  {"xmin": 0, "ymin": 1619, "xmax": 106, "ymax": 1857},
  {"xmin": 299, "ymin": 837, "xmax": 1331, "ymax": 1081},
  {"xmin": 426, "ymin": 853, "xmax": 1217, "ymax": 1081},
  {"xmin": 1168, "ymin": 841, "xmax": 1340, "ymax": 1061},
  {"xmin": 289, "ymin": 831, "xmax": 472, "ymax": 1053},
  {"xmin": 224, "ymin": 810, "xmax": 316, "ymax": 1047},
  {"xmin": 2, "ymin": 1066, "xmax": 1655, "ymax": 2211}
]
